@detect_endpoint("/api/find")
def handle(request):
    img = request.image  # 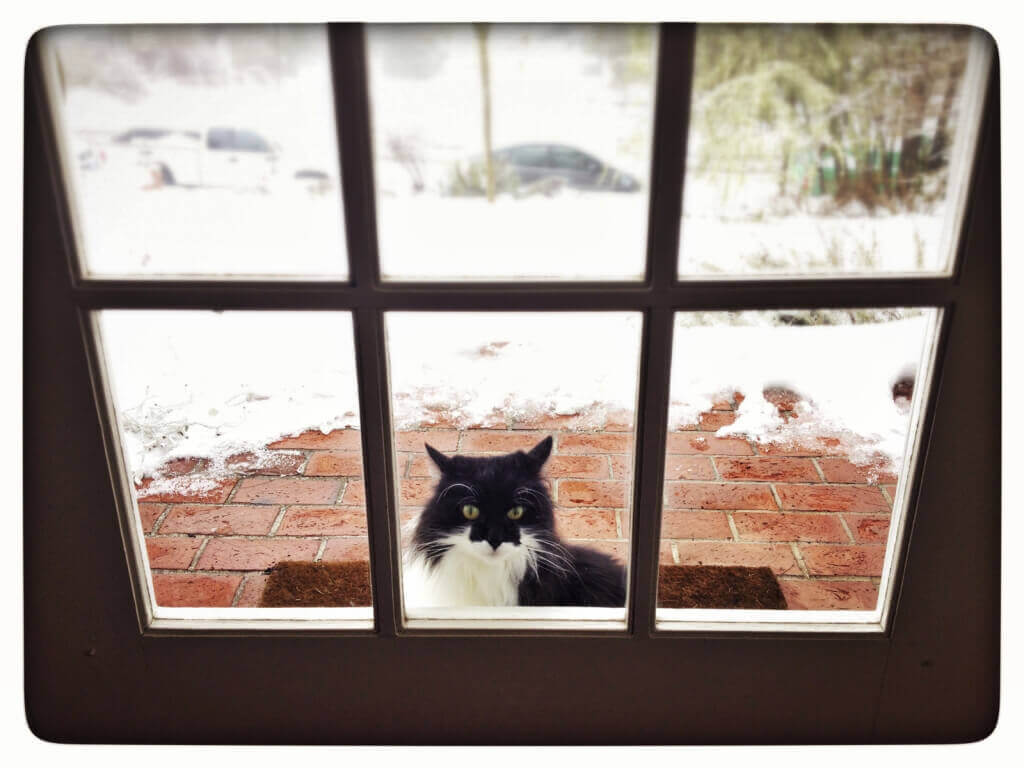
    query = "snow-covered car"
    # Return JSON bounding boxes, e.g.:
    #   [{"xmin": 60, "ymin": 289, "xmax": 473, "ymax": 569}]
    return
[
  {"xmin": 112, "ymin": 126, "xmax": 281, "ymax": 191},
  {"xmin": 448, "ymin": 143, "xmax": 642, "ymax": 197}
]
